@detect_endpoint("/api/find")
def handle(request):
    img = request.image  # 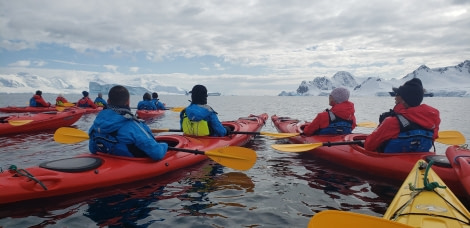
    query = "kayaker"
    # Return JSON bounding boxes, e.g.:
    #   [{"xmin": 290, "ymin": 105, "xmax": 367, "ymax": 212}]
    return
[
  {"xmin": 94, "ymin": 92, "xmax": 108, "ymax": 109},
  {"xmin": 55, "ymin": 94, "xmax": 69, "ymax": 106},
  {"xmin": 88, "ymin": 85, "xmax": 168, "ymax": 159},
  {"xmin": 180, "ymin": 84, "xmax": 230, "ymax": 136},
  {"xmin": 364, "ymin": 78, "xmax": 440, "ymax": 153},
  {"xmin": 137, "ymin": 92, "xmax": 157, "ymax": 110},
  {"xmin": 76, "ymin": 91, "xmax": 98, "ymax": 109},
  {"xmin": 151, "ymin": 92, "xmax": 166, "ymax": 110},
  {"xmin": 29, "ymin": 90, "xmax": 51, "ymax": 107},
  {"xmin": 302, "ymin": 87, "xmax": 356, "ymax": 136}
]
